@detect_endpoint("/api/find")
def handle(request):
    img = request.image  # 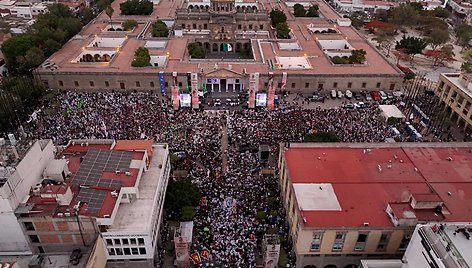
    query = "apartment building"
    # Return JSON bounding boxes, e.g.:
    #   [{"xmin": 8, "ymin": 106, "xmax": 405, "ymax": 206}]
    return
[
  {"xmin": 435, "ymin": 73, "xmax": 472, "ymax": 135},
  {"xmin": 12, "ymin": 140, "xmax": 170, "ymax": 268},
  {"xmin": 278, "ymin": 142, "xmax": 472, "ymax": 268}
]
